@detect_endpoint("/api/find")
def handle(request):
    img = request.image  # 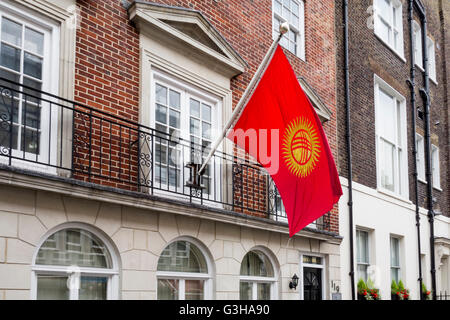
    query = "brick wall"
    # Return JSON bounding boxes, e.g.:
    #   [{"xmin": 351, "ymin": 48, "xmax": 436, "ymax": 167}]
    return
[
  {"xmin": 335, "ymin": 0, "xmax": 448, "ymax": 216},
  {"xmin": 73, "ymin": 0, "xmax": 339, "ymax": 232}
]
